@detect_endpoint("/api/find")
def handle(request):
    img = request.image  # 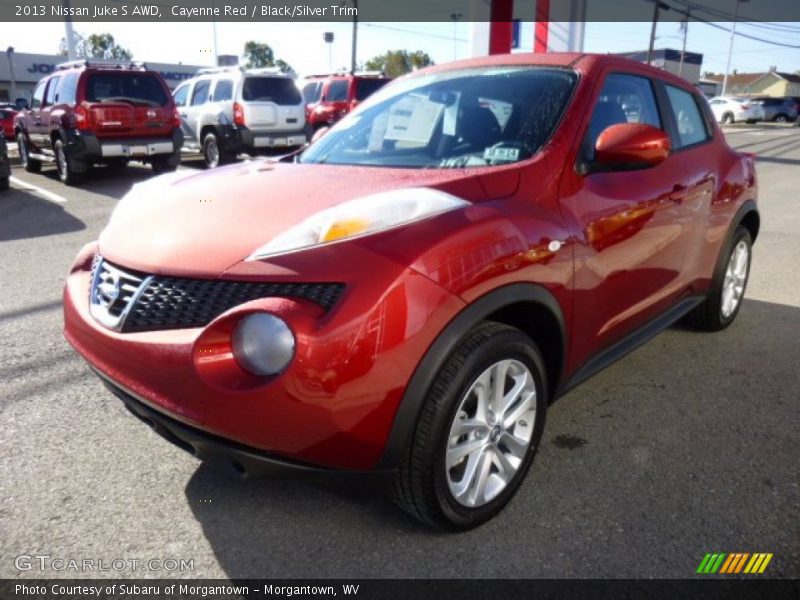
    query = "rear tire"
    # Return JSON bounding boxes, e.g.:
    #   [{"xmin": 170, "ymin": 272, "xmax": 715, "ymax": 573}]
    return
[
  {"xmin": 721, "ymin": 113, "xmax": 734, "ymax": 124},
  {"xmin": 17, "ymin": 133, "xmax": 41, "ymax": 173},
  {"xmin": 774, "ymin": 114, "xmax": 788, "ymax": 123},
  {"xmin": 203, "ymin": 132, "xmax": 230, "ymax": 168},
  {"xmin": 54, "ymin": 138, "xmax": 83, "ymax": 186},
  {"xmin": 390, "ymin": 322, "xmax": 548, "ymax": 530},
  {"xmin": 687, "ymin": 226, "xmax": 752, "ymax": 331}
]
